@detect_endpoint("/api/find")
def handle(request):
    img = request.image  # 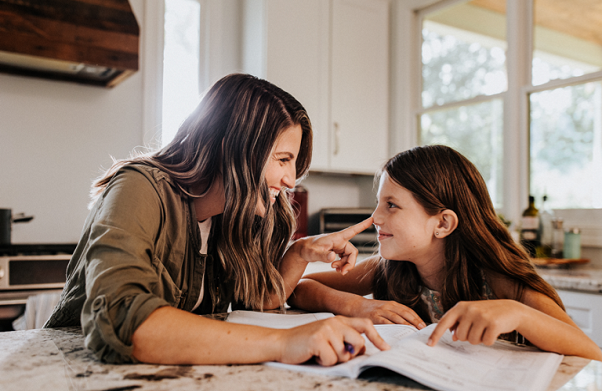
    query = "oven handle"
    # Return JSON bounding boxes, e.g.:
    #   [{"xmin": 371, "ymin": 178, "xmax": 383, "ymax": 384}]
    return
[{"xmin": 0, "ymin": 298, "xmax": 27, "ymax": 306}]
